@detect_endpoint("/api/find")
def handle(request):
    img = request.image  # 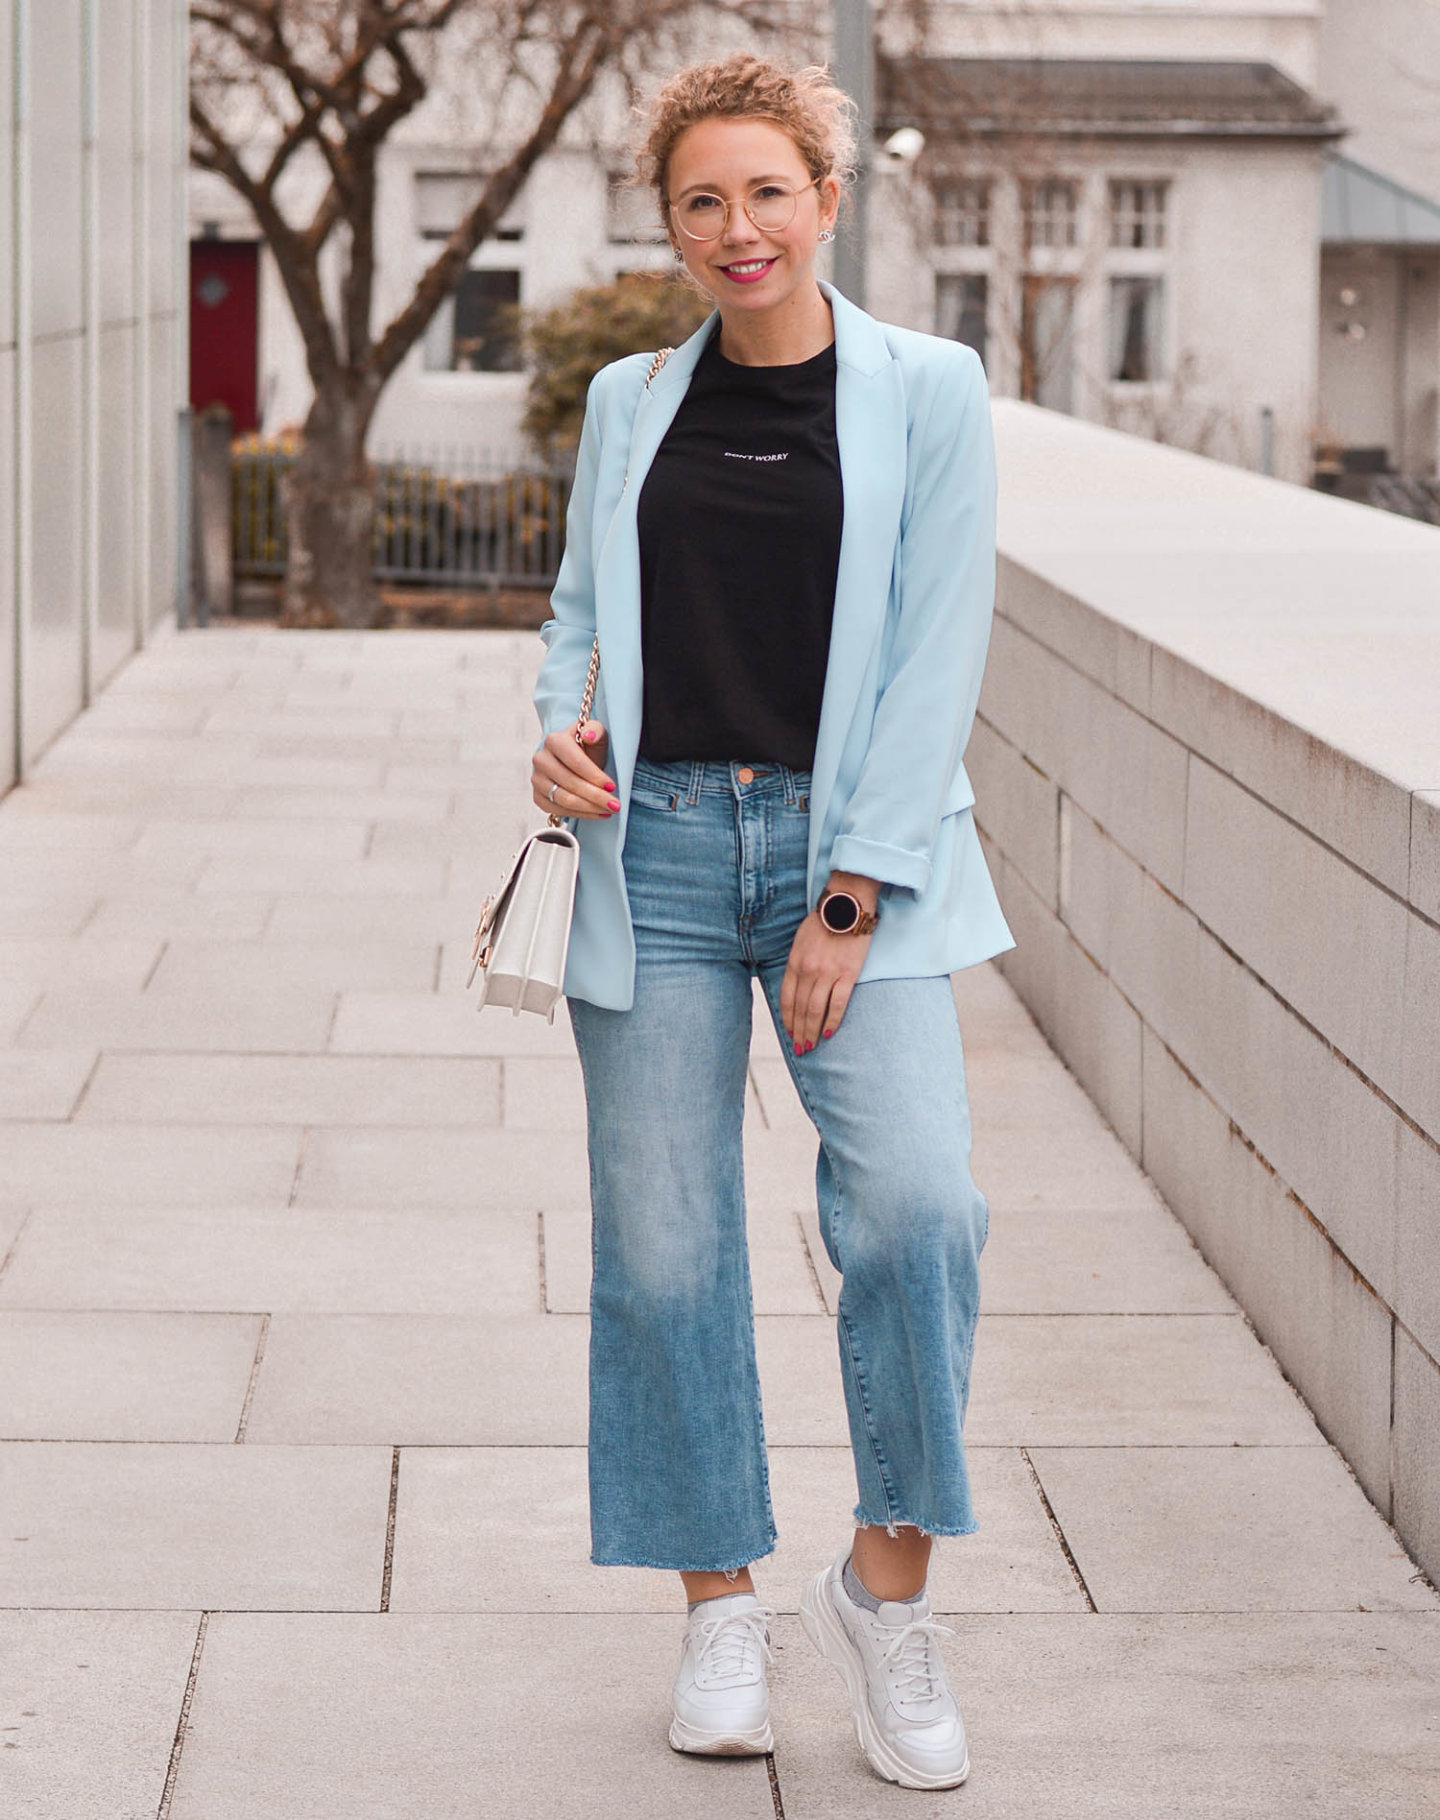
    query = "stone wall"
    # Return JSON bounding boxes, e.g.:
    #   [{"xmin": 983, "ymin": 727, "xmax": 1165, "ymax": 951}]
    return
[
  {"xmin": 973, "ymin": 398, "xmax": 1440, "ymax": 1582},
  {"xmin": 0, "ymin": 0, "xmax": 188, "ymax": 789}
]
